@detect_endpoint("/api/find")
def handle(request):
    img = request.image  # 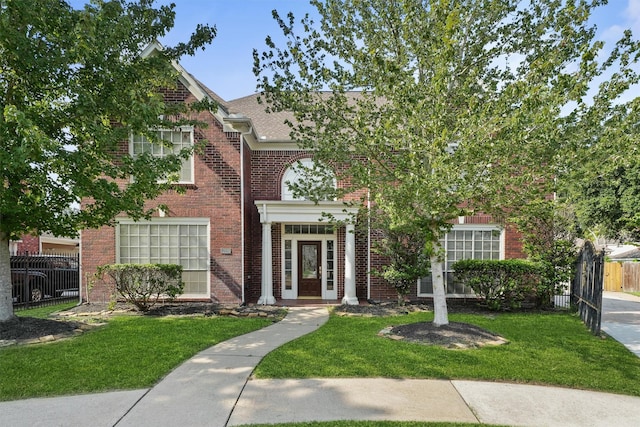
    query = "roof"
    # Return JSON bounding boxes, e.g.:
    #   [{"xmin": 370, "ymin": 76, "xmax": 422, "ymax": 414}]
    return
[
  {"xmin": 227, "ymin": 94, "xmax": 295, "ymax": 142},
  {"xmin": 607, "ymin": 244, "xmax": 640, "ymax": 260},
  {"xmin": 190, "ymin": 75, "xmax": 229, "ymax": 114},
  {"xmin": 183, "ymin": 78, "xmax": 295, "ymax": 142},
  {"xmin": 140, "ymin": 42, "xmax": 368, "ymax": 143},
  {"xmin": 226, "ymin": 91, "xmax": 377, "ymax": 143},
  {"xmin": 610, "ymin": 248, "xmax": 640, "ymax": 260}
]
